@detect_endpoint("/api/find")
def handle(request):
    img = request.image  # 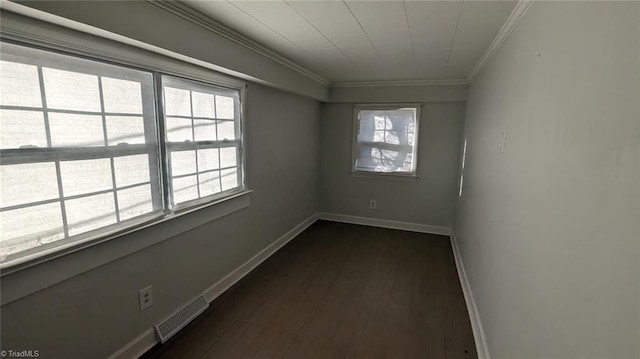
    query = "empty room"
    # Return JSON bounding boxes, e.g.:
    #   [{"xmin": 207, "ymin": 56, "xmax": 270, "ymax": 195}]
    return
[{"xmin": 0, "ymin": 0, "xmax": 638, "ymax": 358}]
